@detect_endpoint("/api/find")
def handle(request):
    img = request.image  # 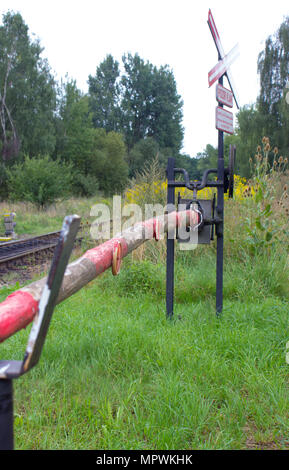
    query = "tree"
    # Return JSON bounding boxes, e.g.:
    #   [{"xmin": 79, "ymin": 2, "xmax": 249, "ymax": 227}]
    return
[
  {"xmin": 88, "ymin": 53, "xmax": 184, "ymax": 158},
  {"xmin": 55, "ymin": 79, "xmax": 100, "ymax": 197},
  {"xmin": 148, "ymin": 64, "xmax": 184, "ymax": 154},
  {"xmin": 121, "ymin": 53, "xmax": 184, "ymax": 153},
  {"xmin": 88, "ymin": 55, "xmax": 121, "ymax": 132},
  {"xmin": 0, "ymin": 11, "xmax": 56, "ymax": 162},
  {"xmin": 195, "ymin": 17, "xmax": 289, "ymax": 179},
  {"xmin": 175, "ymin": 153, "xmax": 201, "ymax": 180},
  {"xmin": 226, "ymin": 18, "xmax": 289, "ymax": 178},
  {"xmin": 55, "ymin": 78, "xmax": 128, "ymax": 194},
  {"xmin": 55, "ymin": 78, "xmax": 96, "ymax": 174},
  {"xmin": 126, "ymin": 137, "xmax": 167, "ymax": 177},
  {"xmin": 92, "ymin": 129, "xmax": 128, "ymax": 194},
  {"xmin": 257, "ymin": 16, "xmax": 289, "ymax": 155},
  {"xmin": 229, "ymin": 106, "xmax": 265, "ymax": 177},
  {"xmin": 7, "ymin": 155, "xmax": 72, "ymax": 208},
  {"xmin": 195, "ymin": 144, "xmax": 218, "ymax": 174}
]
